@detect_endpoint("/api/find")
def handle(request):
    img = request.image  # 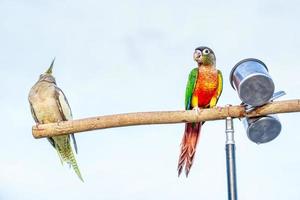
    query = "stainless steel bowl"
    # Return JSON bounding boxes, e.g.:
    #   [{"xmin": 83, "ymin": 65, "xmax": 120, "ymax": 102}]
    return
[
  {"xmin": 243, "ymin": 115, "xmax": 282, "ymax": 144},
  {"xmin": 230, "ymin": 58, "xmax": 275, "ymax": 106}
]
